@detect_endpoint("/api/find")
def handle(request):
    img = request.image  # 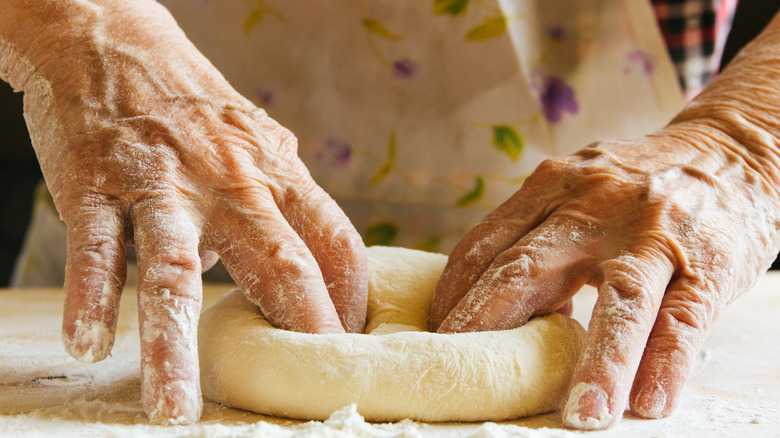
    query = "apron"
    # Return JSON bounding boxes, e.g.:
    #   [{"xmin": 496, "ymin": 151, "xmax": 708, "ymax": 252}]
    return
[{"xmin": 12, "ymin": 0, "xmax": 684, "ymax": 286}]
